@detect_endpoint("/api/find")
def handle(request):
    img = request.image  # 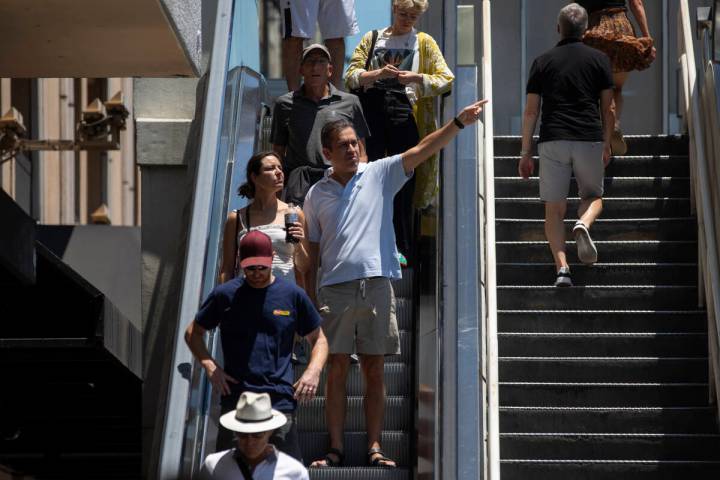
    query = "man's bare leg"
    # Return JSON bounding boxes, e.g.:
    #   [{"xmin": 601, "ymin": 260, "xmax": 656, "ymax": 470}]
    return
[
  {"xmin": 577, "ymin": 197, "xmax": 603, "ymax": 230},
  {"xmin": 310, "ymin": 353, "xmax": 350, "ymax": 466},
  {"xmin": 282, "ymin": 36, "xmax": 304, "ymax": 92},
  {"xmin": 545, "ymin": 200, "xmax": 569, "ymax": 271},
  {"xmin": 359, "ymin": 353, "xmax": 396, "ymax": 467},
  {"xmin": 325, "ymin": 37, "xmax": 346, "ymax": 89}
]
